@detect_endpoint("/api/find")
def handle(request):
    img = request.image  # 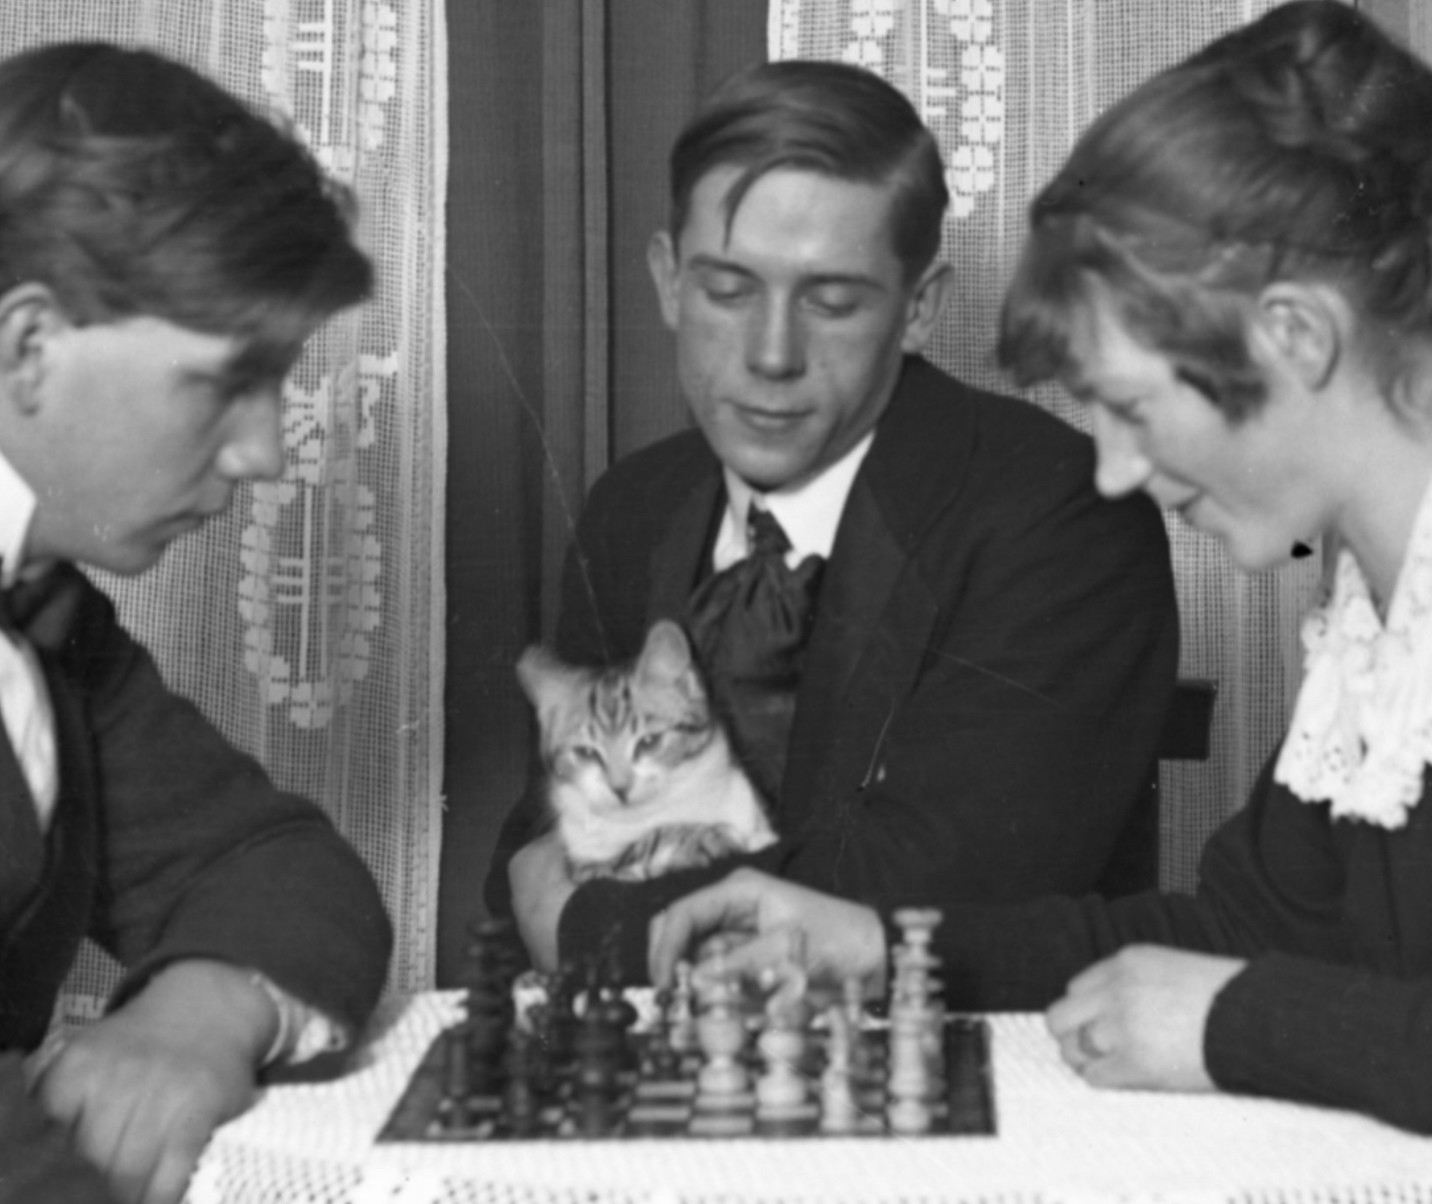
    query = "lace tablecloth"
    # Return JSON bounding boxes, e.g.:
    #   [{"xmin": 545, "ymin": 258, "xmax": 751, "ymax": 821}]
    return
[{"xmin": 184, "ymin": 991, "xmax": 1432, "ymax": 1204}]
